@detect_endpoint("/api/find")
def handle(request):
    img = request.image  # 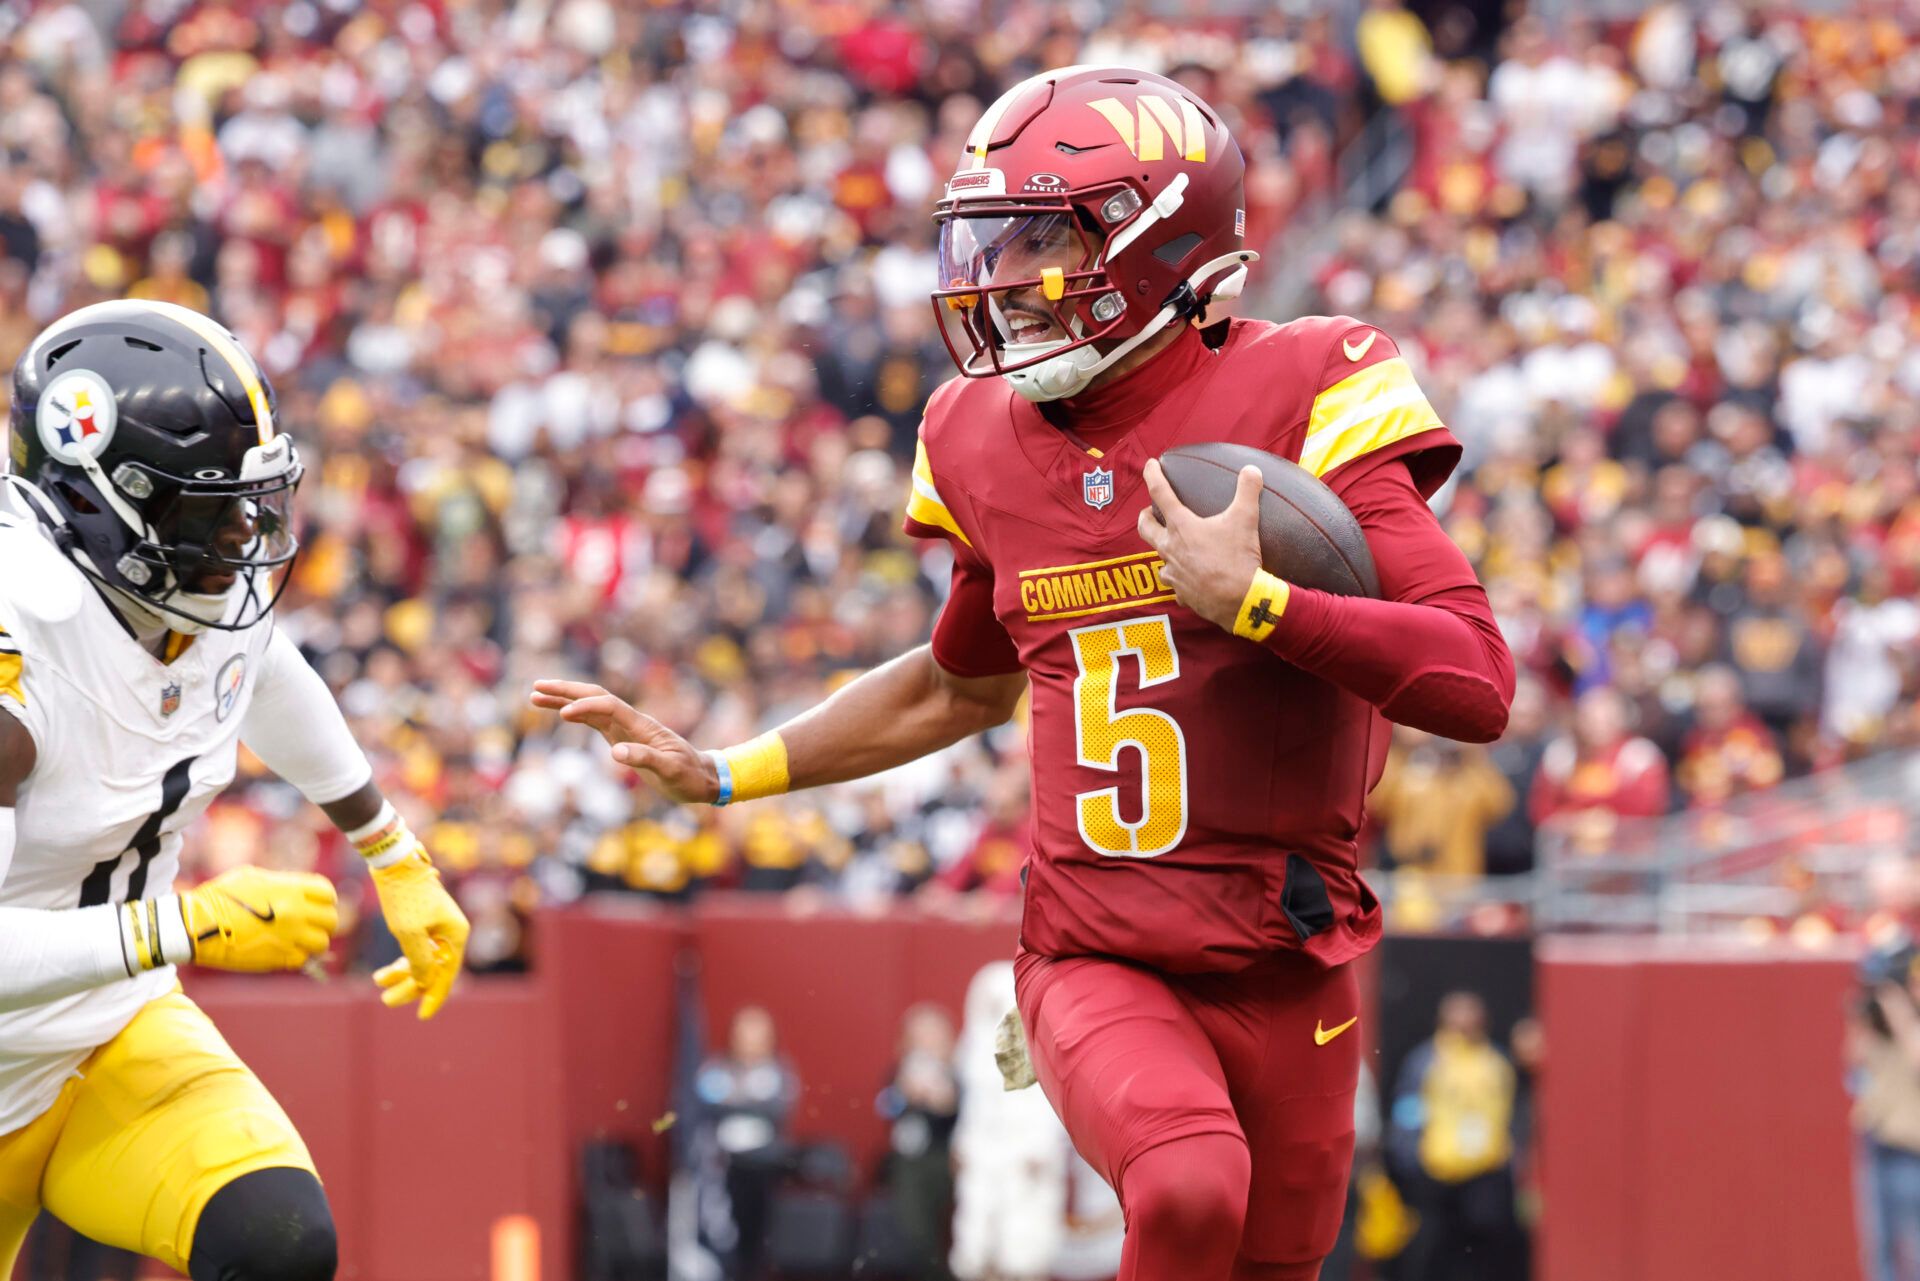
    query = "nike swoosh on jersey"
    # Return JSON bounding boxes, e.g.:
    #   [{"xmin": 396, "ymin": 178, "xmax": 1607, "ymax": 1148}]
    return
[
  {"xmin": 1314, "ymin": 1015, "xmax": 1359, "ymax": 1046},
  {"xmin": 1341, "ymin": 332, "xmax": 1377, "ymax": 362}
]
